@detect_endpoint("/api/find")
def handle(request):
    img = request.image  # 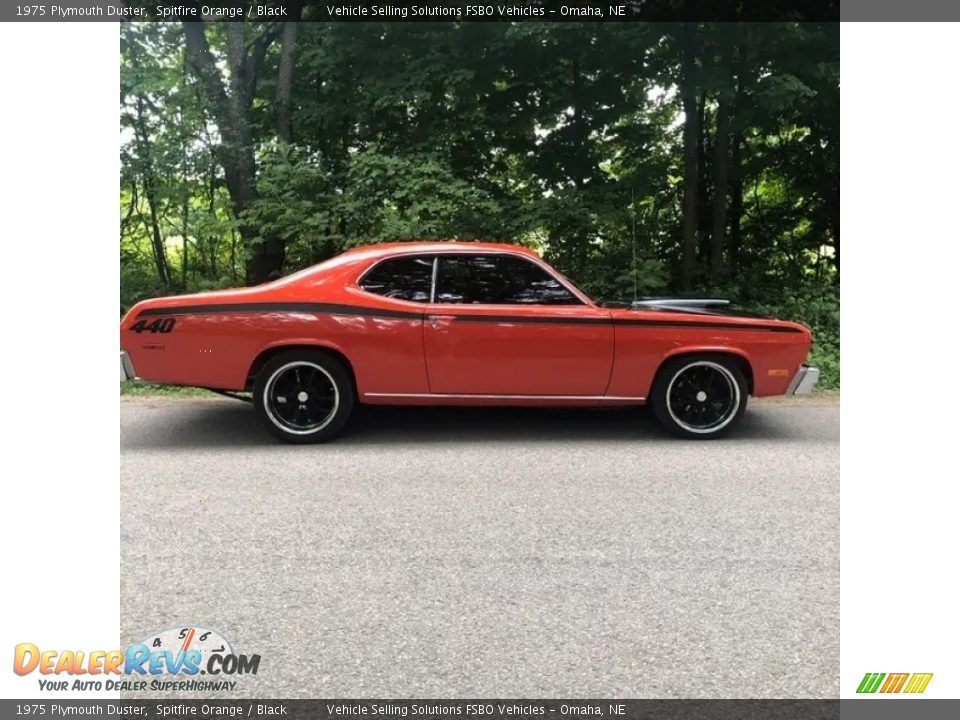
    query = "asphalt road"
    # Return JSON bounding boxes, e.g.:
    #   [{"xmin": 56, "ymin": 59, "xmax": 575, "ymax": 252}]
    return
[{"xmin": 120, "ymin": 396, "xmax": 839, "ymax": 698}]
